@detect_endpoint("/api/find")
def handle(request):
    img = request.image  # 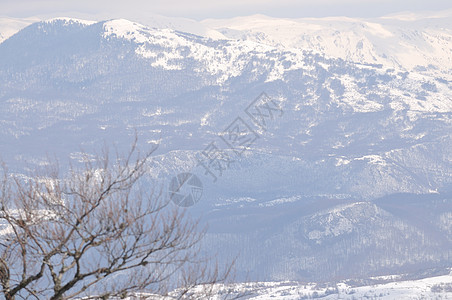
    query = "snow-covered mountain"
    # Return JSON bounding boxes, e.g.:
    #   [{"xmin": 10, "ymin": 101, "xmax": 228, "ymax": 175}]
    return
[
  {"xmin": 4, "ymin": 11, "xmax": 451, "ymax": 76},
  {"xmin": 0, "ymin": 15, "xmax": 451, "ymax": 282},
  {"xmin": 202, "ymin": 11, "xmax": 452, "ymax": 77}
]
